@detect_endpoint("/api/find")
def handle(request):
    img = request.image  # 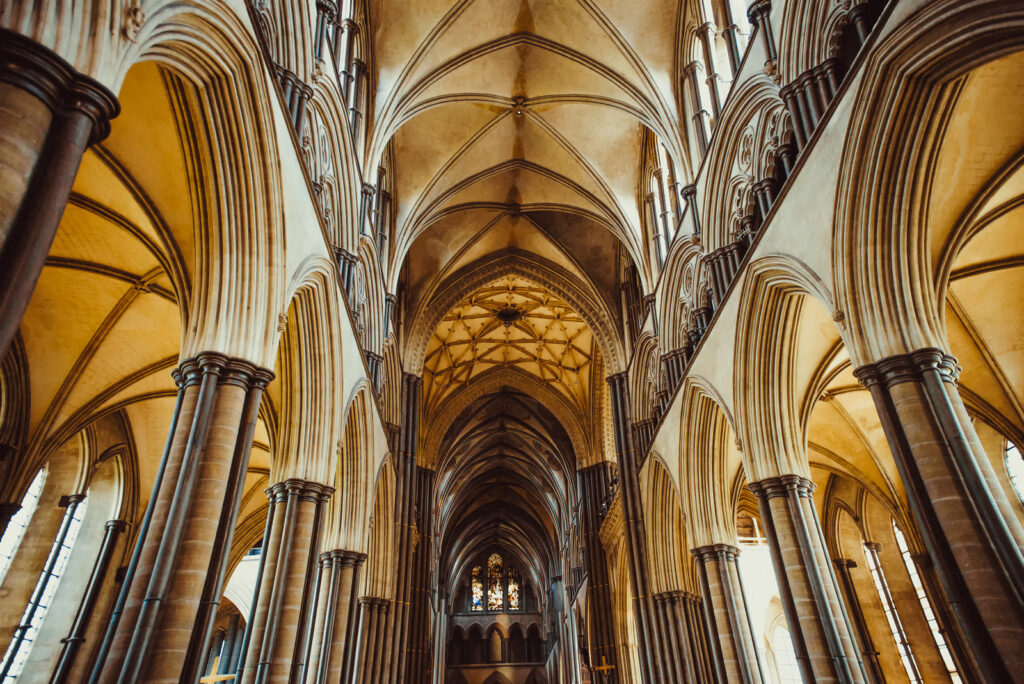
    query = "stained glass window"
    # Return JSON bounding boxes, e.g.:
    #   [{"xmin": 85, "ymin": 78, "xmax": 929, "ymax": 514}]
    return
[
  {"xmin": 508, "ymin": 567, "xmax": 520, "ymax": 611},
  {"xmin": 487, "ymin": 553, "xmax": 504, "ymax": 610},
  {"xmin": 471, "ymin": 566, "xmax": 483, "ymax": 611}
]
